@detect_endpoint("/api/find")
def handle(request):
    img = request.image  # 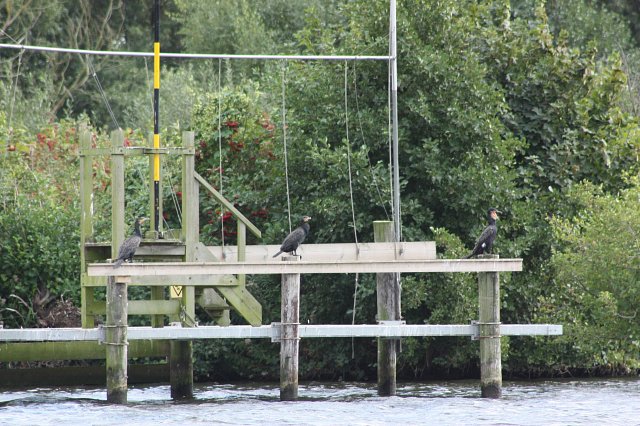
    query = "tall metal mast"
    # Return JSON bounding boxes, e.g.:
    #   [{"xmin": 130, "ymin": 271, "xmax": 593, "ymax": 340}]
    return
[
  {"xmin": 390, "ymin": 0, "xmax": 401, "ymax": 243},
  {"xmin": 153, "ymin": 0, "xmax": 161, "ymax": 234}
]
